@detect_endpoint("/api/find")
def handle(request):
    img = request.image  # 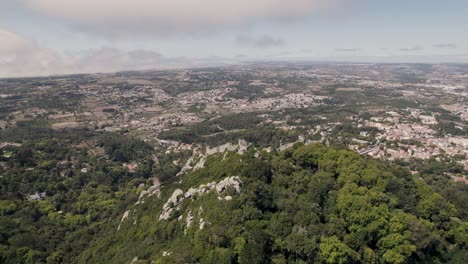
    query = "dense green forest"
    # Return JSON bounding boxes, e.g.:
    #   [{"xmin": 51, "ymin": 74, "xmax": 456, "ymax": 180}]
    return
[
  {"xmin": 0, "ymin": 124, "xmax": 184, "ymax": 263},
  {"xmin": 0, "ymin": 124, "xmax": 467, "ymax": 263}
]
